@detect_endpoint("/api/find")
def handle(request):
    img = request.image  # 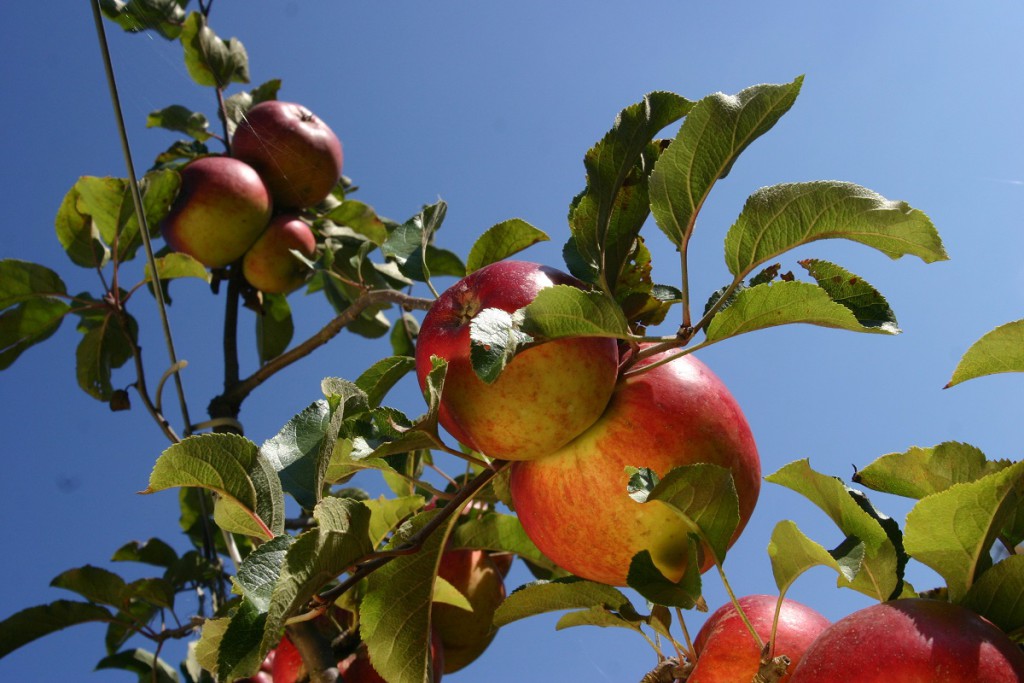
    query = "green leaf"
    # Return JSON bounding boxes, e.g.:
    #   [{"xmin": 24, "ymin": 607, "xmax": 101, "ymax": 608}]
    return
[
  {"xmin": 95, "ymin": 648, "xmax": 180, "ymax": 683},
  {"xmin": 360, "ymin": 510, "xmax": 453, "ymax": 683},
  {"xmin": 766, "ymin": 459, "xmax": 905, "ymax": 601},
  {"xmin": 193, "ymin": 617, "xmax": 229, "ymax": 675},
  {"xmin": 111, "ymin": 538, "xmax": 179, "ymax": 568},
  {"xmin": 520, "ymin": 285, "xmax": 632, "ymax": 340},
  {"xmin": 799, "ymin": 259, "xmax": 899, "ymax": 333},
  {"xmin": 179, "ymin": 12, "xmax": 249, "ymax": 88},
  {"xmin": 903, "ymin": 460, "xmax": 1024, "ymax": 602},
  {"xmin": 554, "ymin": 605, "xmax": 647, "ymax": 635},
  {"xmin": 705, "ymin": 280, "xmax": 898, "ymax": 343},
  {"xmin": 255, "ymin": 293, "xmax": 293, "ymax": 365},
  {"xmin": 51, "ymin": 565, "xmax": 127, "ymax": 607},
  {"xmin": 364, "ymin": 495, "xmax": 426, "ymax": 548},
  {"xmin": 469, "ymin": 307, "xmax": 533, "ymax": 384},
  {"xmin": 570, "ymin": 92, "xmax": 693, "ymax": 293},
  {"xmin": 493, "ymin": 577, "xmax": 637, "ymax": 627},
  {"xmin": 626, "ymin": 546, "xmax": 703, "ymax": 609},
  {"xmin": 142, "ymin": 252, "xmax": 211, "ymax": 285},
  {"xmin": 946, "ymin": 319, "xmax": 1024, "ymax": 388},
  {"xmin": 355, "ymin": 356, "xmax": 416, "ymax": 408},
  {"xmin": 853, "ymin": 442, "xmax": 1011, "ymax": 499},
  {"xmin": 0, "ymin": 259, "xmax": 69, "ymax": 310},
  {"xmin": 75, "ymin": 308, "xmax": 137, "ymax": 401},
  {"xmin": 381, "ymin": 201, "xmax": 462, "ymax": 283},
  {"xmin": 0, "ymin": 601, "xmax": 113, "ymax": 659},
  {"xmin": 465, "ymin": 219, "xmax": 550, "ymax": 273},
  {"xmin": 325, "ymin": 200, "xmax": 389, "ymax": 246},
  {"xmin": 767, "ymin": 520, "xmax": 865, "ymax": 596},
  {"xmin": 0, "ymin": 296, "xmax": 69, "ymax": 371},
  {"xmin": 963, "ymin": 554, "xmax": 1024, "ymax": 636},
  {"xmin": 144, "ymin": 433, "xmax": 284, "ymax": 540},
  {"xmin": 390, "ymin": 312, "xmax": 419, "ymax": 357},
  {"xmin": 55, "ymin": 183, "xmax": 109, "ymax": 268},
  {"xmin": 650, "ymin": 77, "xmax": 803, "ymax": 248},
  {"xmin": 261, "ymin": 399, "xmax": 343, "ymax": 510},
  {"xmin": 724, "ymin": 181, "xmax": 947, "ymax": 279},
  {"xmin": 99, "ymin": 0, "xmax": 187, "ymax": 39},
  {"xmin": 234, "ymin": 535, "xmax": 295, "ymax": 612},
  {"xmin": 147, "ymin": 105, "xmax": 212, "ymax": 141},
  {"xmin": 448, "ymin": 512, "xmax": 556, "ymax": 572}
]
